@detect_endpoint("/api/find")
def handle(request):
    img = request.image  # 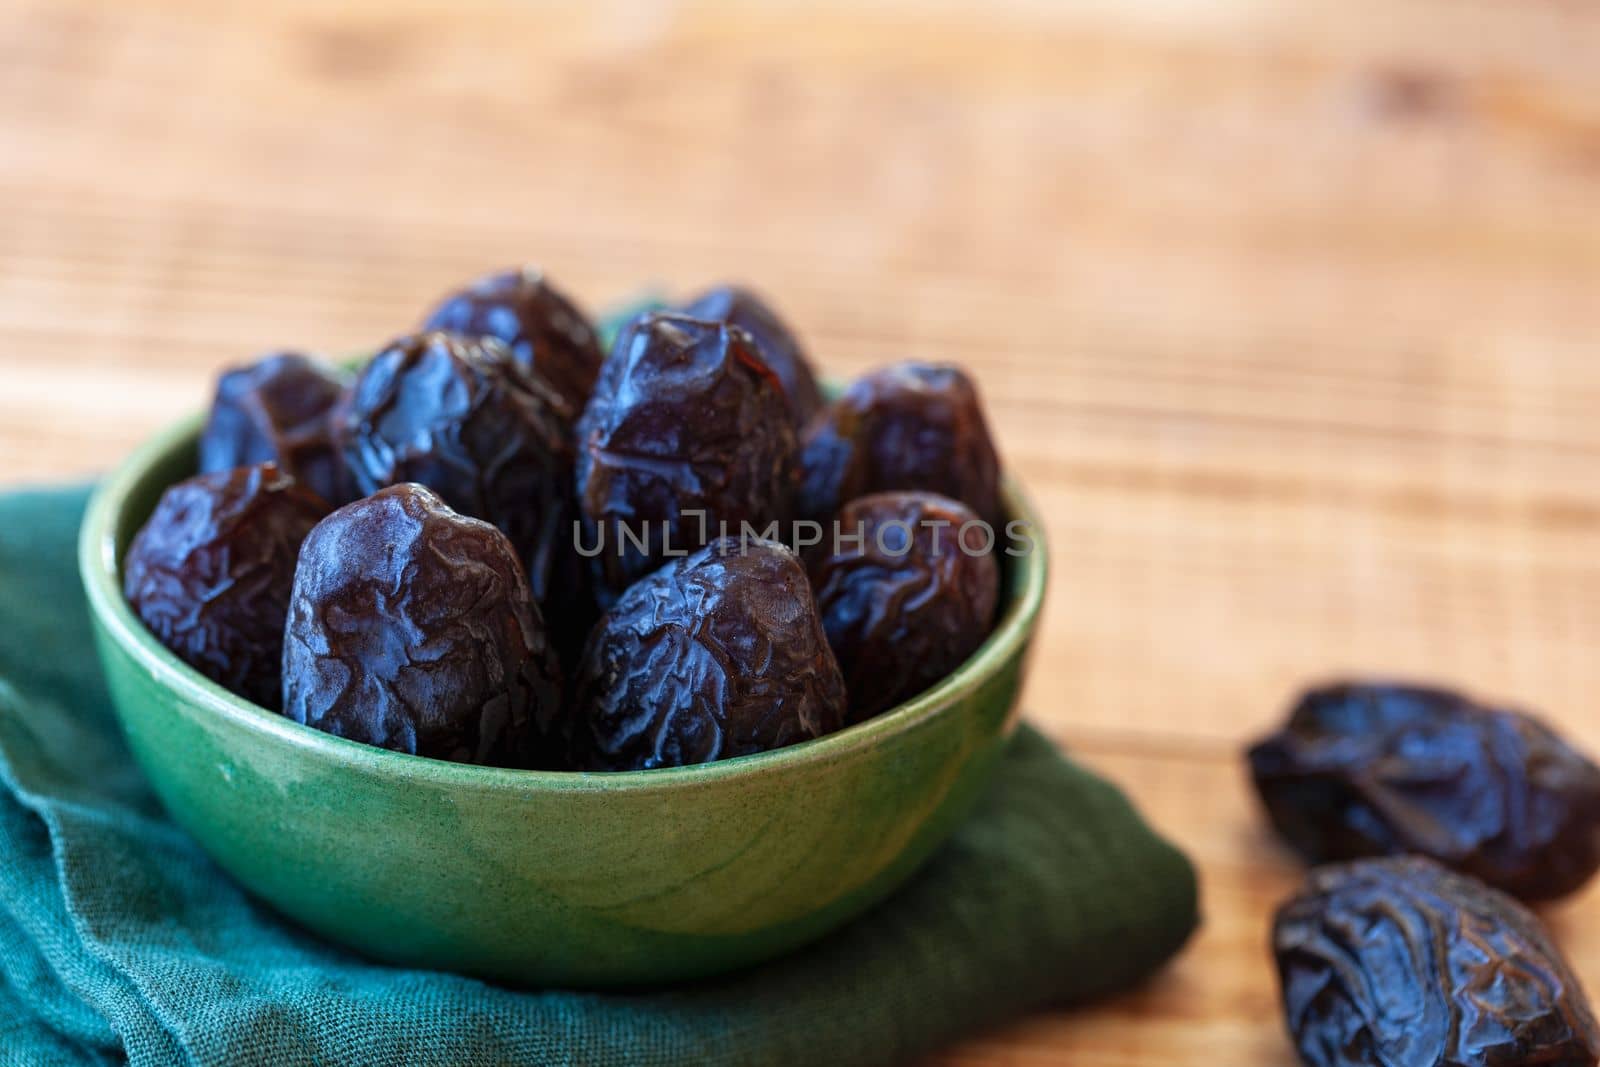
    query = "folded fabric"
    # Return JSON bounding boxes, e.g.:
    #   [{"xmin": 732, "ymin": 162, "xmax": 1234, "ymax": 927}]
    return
[{"xmin": 0, "ymin": 485, "xmax": 1198, "ymax": 1067}]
